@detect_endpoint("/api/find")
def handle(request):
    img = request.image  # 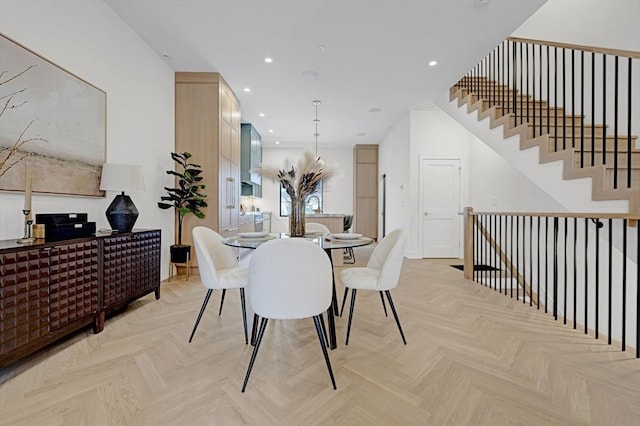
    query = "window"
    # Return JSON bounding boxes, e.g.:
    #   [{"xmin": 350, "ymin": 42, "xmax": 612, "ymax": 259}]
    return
[{"xmin": 279, "ymin": 181, "xmax": 323, "ymax": 216}]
